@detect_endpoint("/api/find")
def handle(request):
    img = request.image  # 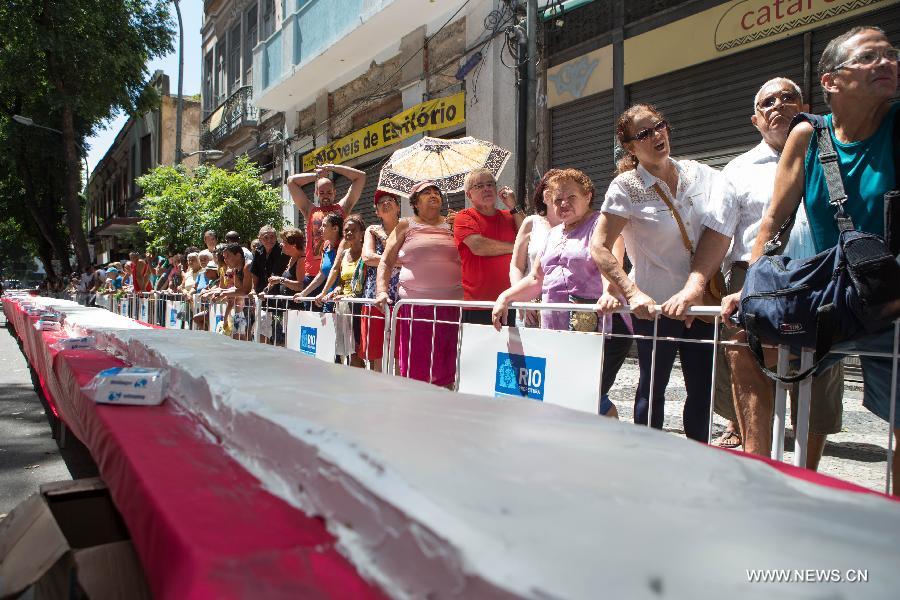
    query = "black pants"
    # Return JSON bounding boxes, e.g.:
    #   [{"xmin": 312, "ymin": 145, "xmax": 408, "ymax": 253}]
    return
[
  {"xmin": 463, "ymin": 308, "xmax": 515, "ymax": 327},
  {"xmin": 632, "ymin": 316, "xmax": 714, "ymax": 442},
  {"xmin": 600, "ymin": 313, "xmax": 633, "ymax": 396}
]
